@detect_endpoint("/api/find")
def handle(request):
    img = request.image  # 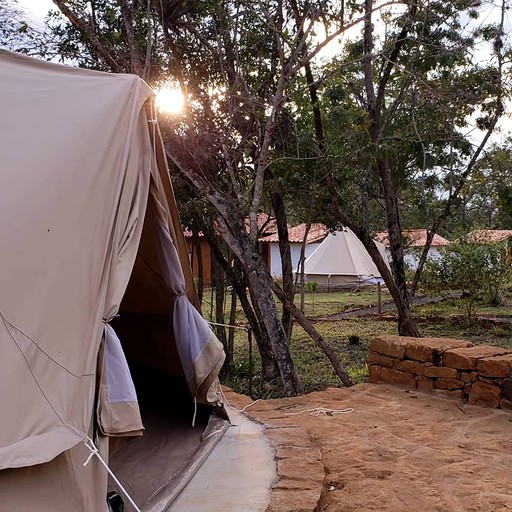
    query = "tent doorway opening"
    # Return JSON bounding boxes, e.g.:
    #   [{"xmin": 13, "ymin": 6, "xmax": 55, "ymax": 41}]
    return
[{"xmin": 107, "ymin": 194, "xmax": 229, "ymax": 512}]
